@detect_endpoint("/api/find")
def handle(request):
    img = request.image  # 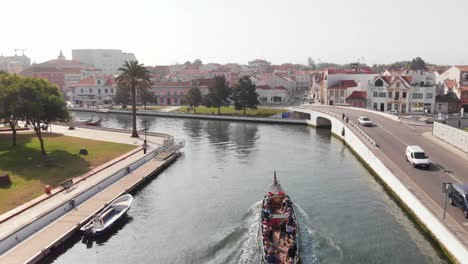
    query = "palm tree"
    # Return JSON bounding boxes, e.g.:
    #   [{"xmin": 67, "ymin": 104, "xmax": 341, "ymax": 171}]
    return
[{"xmin": 116, "ymin": 60, "xmax": 151, "ymax": 137}]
